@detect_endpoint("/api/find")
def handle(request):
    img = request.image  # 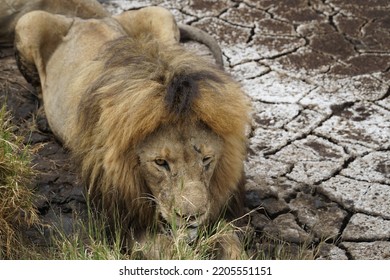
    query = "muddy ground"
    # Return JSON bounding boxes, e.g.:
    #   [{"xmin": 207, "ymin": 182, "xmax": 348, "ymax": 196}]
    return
[{"xmin": 1, "ymin": 0, "xmax": 389, "ymax": 259}]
